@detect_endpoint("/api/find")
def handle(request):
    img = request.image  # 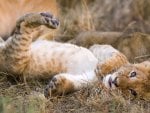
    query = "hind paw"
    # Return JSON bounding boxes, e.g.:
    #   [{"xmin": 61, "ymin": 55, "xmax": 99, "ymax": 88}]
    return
[{"xmin": 16, "ymin": 12, "xmax": 59, "ymax": 29}]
